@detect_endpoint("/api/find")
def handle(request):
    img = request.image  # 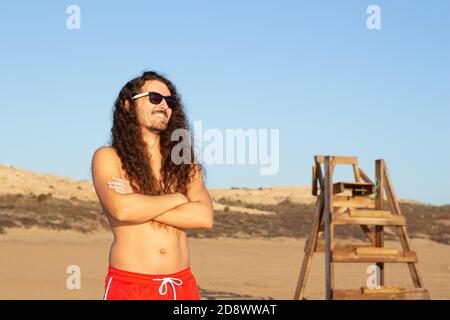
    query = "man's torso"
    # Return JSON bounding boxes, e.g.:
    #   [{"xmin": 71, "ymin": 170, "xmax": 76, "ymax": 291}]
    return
[{"xmin": 104, "ymin": 147, "xmax": 190, "ymax": 274}]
